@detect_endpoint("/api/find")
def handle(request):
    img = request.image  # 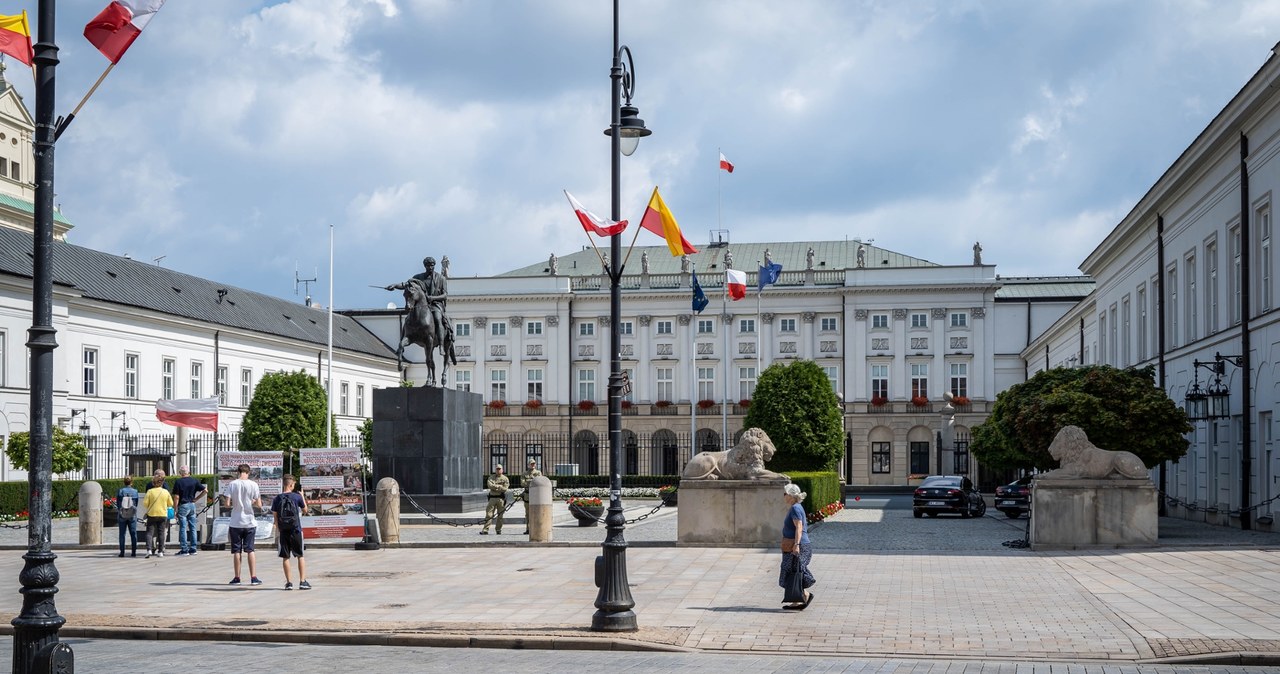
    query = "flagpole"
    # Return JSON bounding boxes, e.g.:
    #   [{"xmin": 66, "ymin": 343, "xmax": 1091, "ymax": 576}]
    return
[
  {"xmin": 717, "ymin": 146, "xmax": 722, "ymax": 231},
  {"xmin": 689, "ymin": 278, "xmax": 696, "ymax": 453},
  {"xmin": 53, "ymin": 62, "xmax": 114, "ymax": 142},
  {"xmin": 756, "ymin": 283, "xmax": 762, "ymax": 379},
  {"xmin": 721, "ymin": 290, "xmax": 728, "ymax": 448},
  {"xmin": 327, "ymin": 224, "xmax": 334, "ymax": 448}
]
